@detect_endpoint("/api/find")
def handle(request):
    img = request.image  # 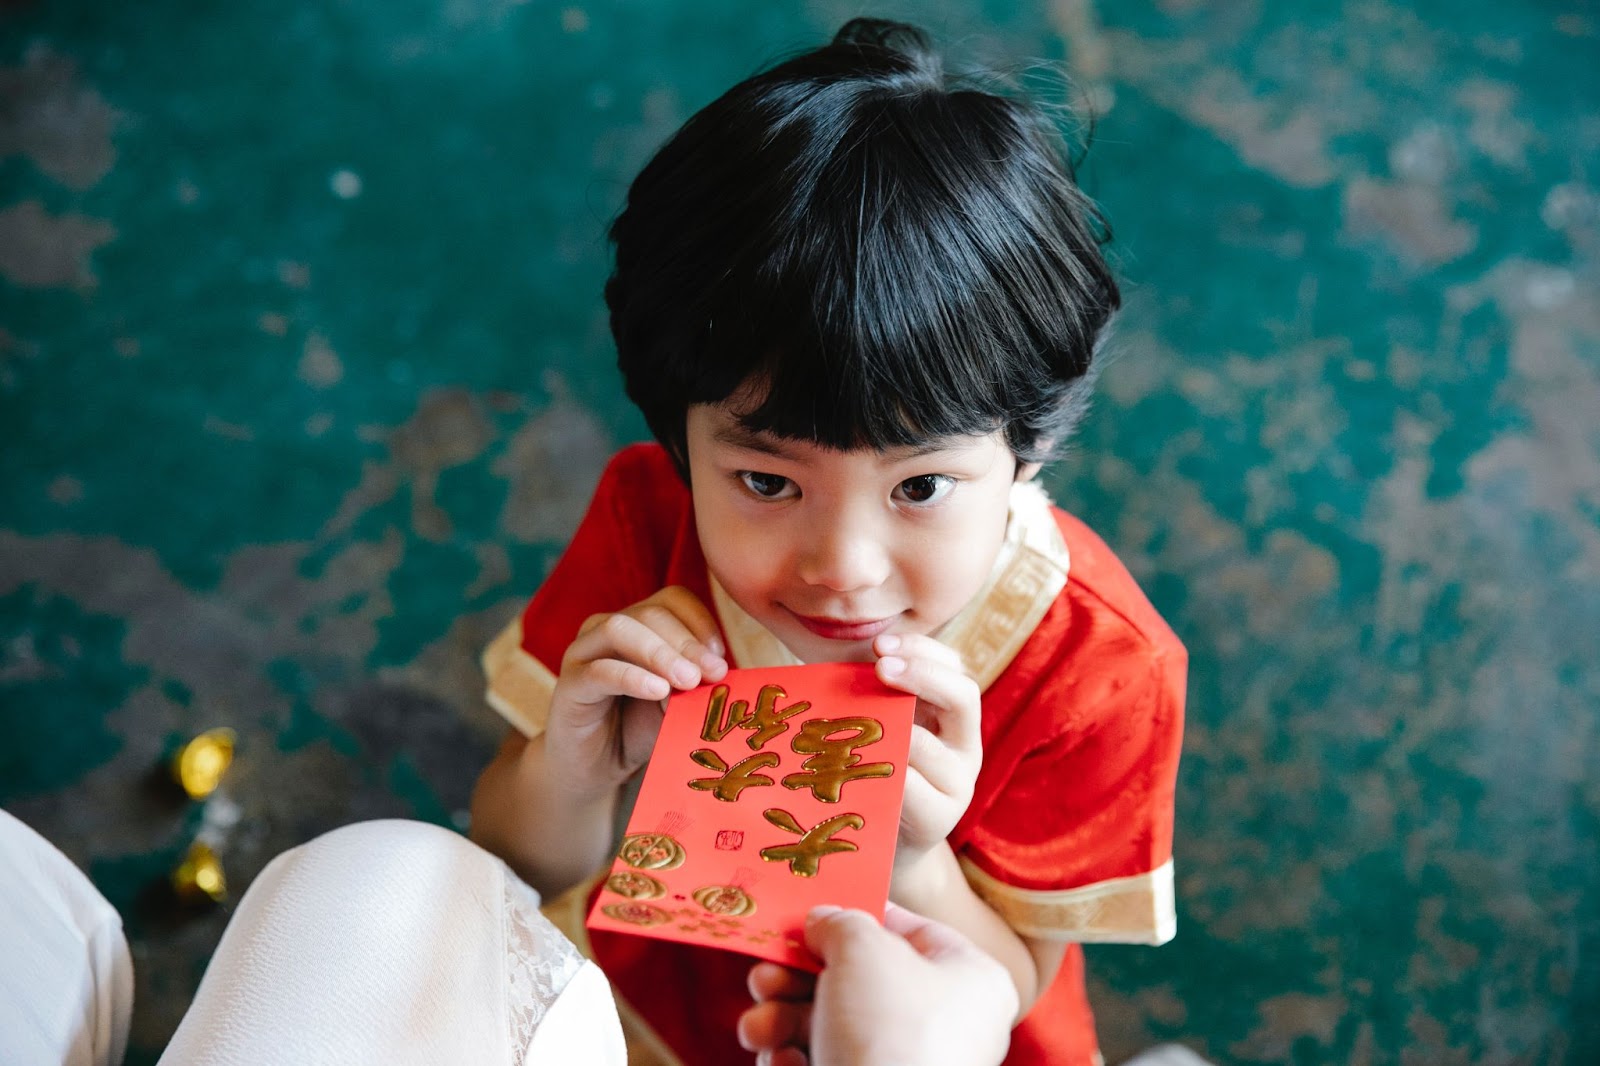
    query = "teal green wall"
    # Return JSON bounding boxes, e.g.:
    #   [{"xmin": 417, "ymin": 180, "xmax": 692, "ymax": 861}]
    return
[{"xmin": 2, "ymin": 2, "xmax": 1596, "ymax": 1062}]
